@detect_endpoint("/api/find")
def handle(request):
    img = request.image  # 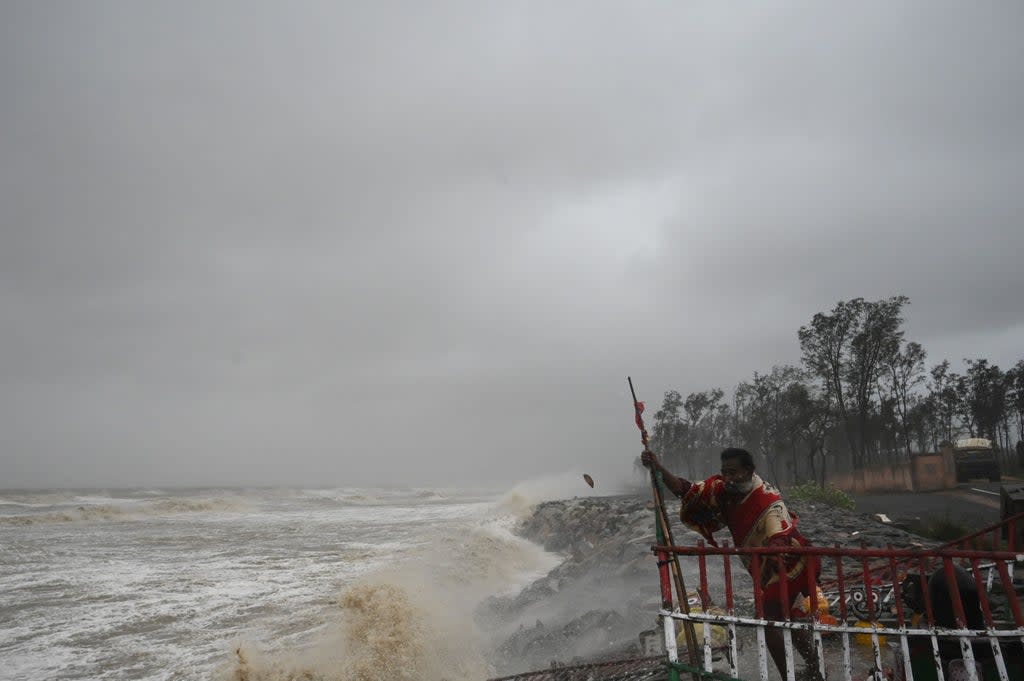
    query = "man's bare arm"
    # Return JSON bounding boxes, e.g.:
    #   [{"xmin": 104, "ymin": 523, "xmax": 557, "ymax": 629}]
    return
[{"xmin": 640, "ymin": 450, "xmax": 692, "ymax": 497}]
